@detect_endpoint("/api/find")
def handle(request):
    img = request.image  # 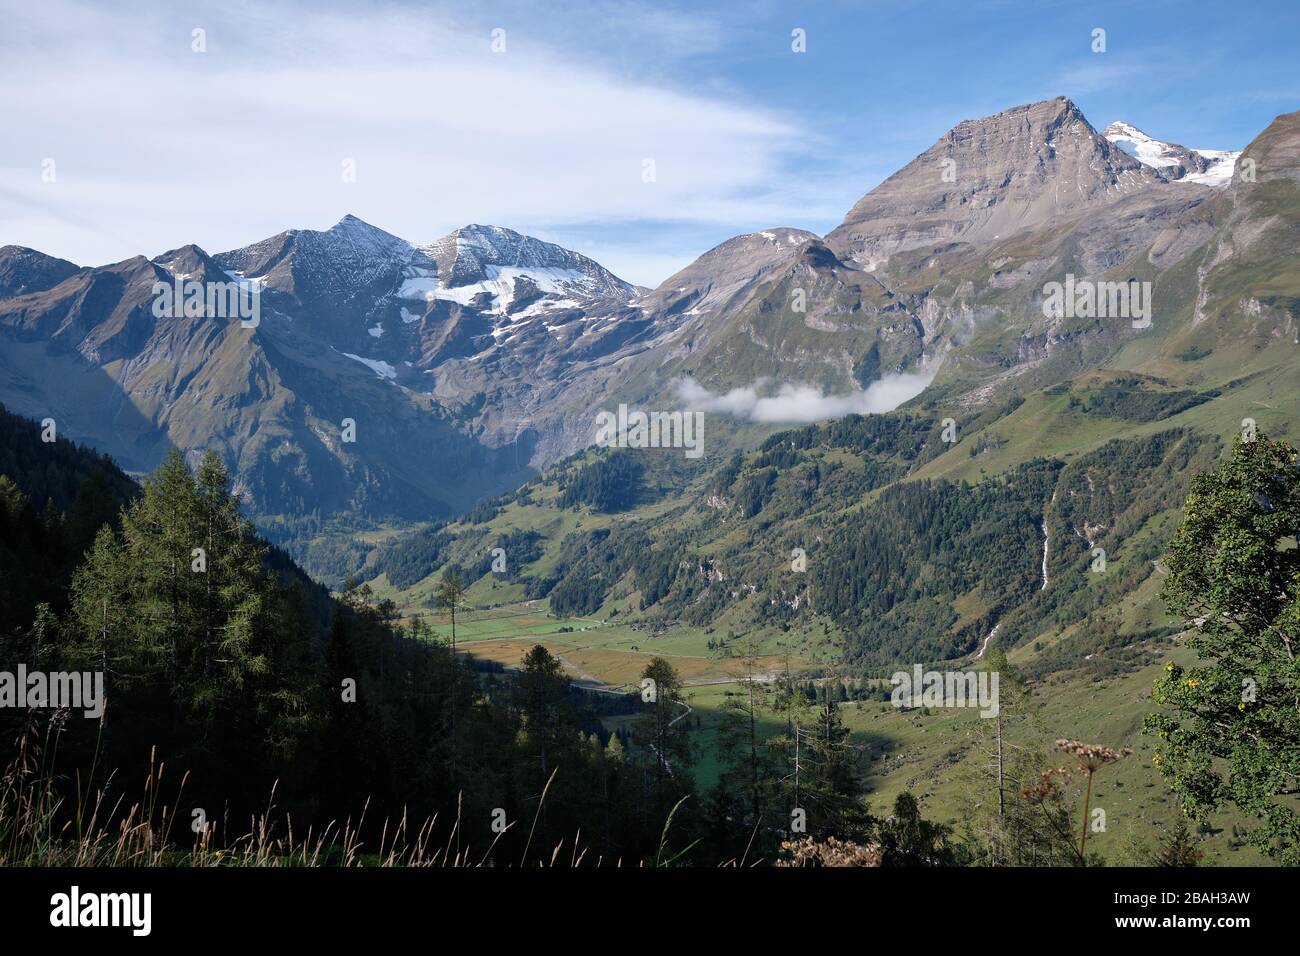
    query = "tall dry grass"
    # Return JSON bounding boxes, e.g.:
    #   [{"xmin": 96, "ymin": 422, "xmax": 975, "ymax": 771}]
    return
[{"xmin": 0, "ymin": 717, "xmax": 695, "ymax": 867}]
